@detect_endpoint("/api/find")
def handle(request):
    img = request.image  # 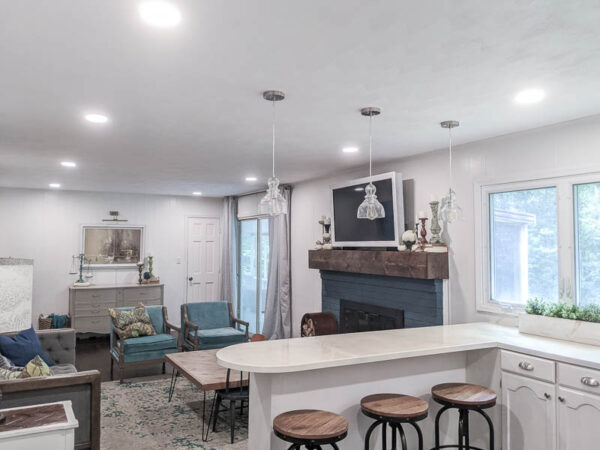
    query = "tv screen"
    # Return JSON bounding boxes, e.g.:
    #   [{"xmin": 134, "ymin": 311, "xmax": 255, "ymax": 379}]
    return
[{"xmin": 331, "ymin": 173, "xmax": 403, "ymax": 246}]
